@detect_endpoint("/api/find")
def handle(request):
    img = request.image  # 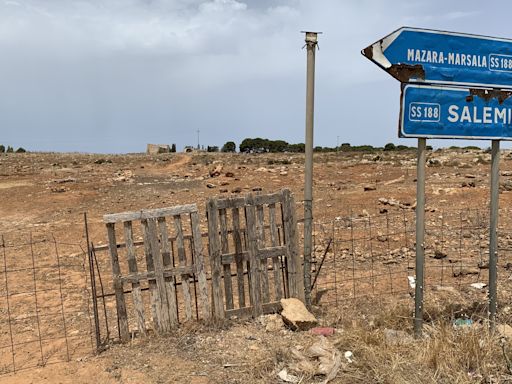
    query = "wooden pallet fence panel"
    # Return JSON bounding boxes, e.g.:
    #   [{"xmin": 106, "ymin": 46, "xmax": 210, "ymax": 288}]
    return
[
  {"xmin": 123, "ymin": 221, "xmax": 147, "ymax": 336},
  {"xmin": 157, "ymin": 217, "xmax": 179, "ymax": 327},
  {"xmin": 106, "ymin": 223, "xmax": 130, "ymax": 342},
  {"xmin": 231, "ymin": 206, "xmax": 246, "ymax": 308},
  {"xmin": 207, "ymin": 198, "xmax": 225, "ymax": 319},
  {"xmin": 269, "ymin": 203, "xmax": 283, "ymax": 301},
  {"xmin": 219, "ymin": 208, "xmax": 234, "ymax": 310}
]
